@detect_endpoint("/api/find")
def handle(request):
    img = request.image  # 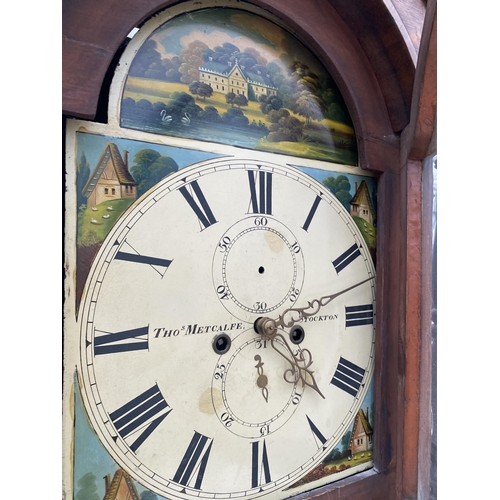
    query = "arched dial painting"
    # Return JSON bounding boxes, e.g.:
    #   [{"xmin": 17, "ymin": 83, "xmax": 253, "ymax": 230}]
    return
[{"xmin": 63, "ymin": 3, "xmax": 378, "ymax": 500}]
